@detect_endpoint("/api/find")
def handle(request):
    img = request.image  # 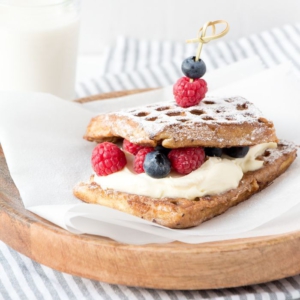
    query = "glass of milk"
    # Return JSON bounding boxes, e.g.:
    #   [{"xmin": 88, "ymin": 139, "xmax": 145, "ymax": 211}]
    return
[{"xmin": 0, "ymin": 0, "xmax": 80, "ymax": 100}]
